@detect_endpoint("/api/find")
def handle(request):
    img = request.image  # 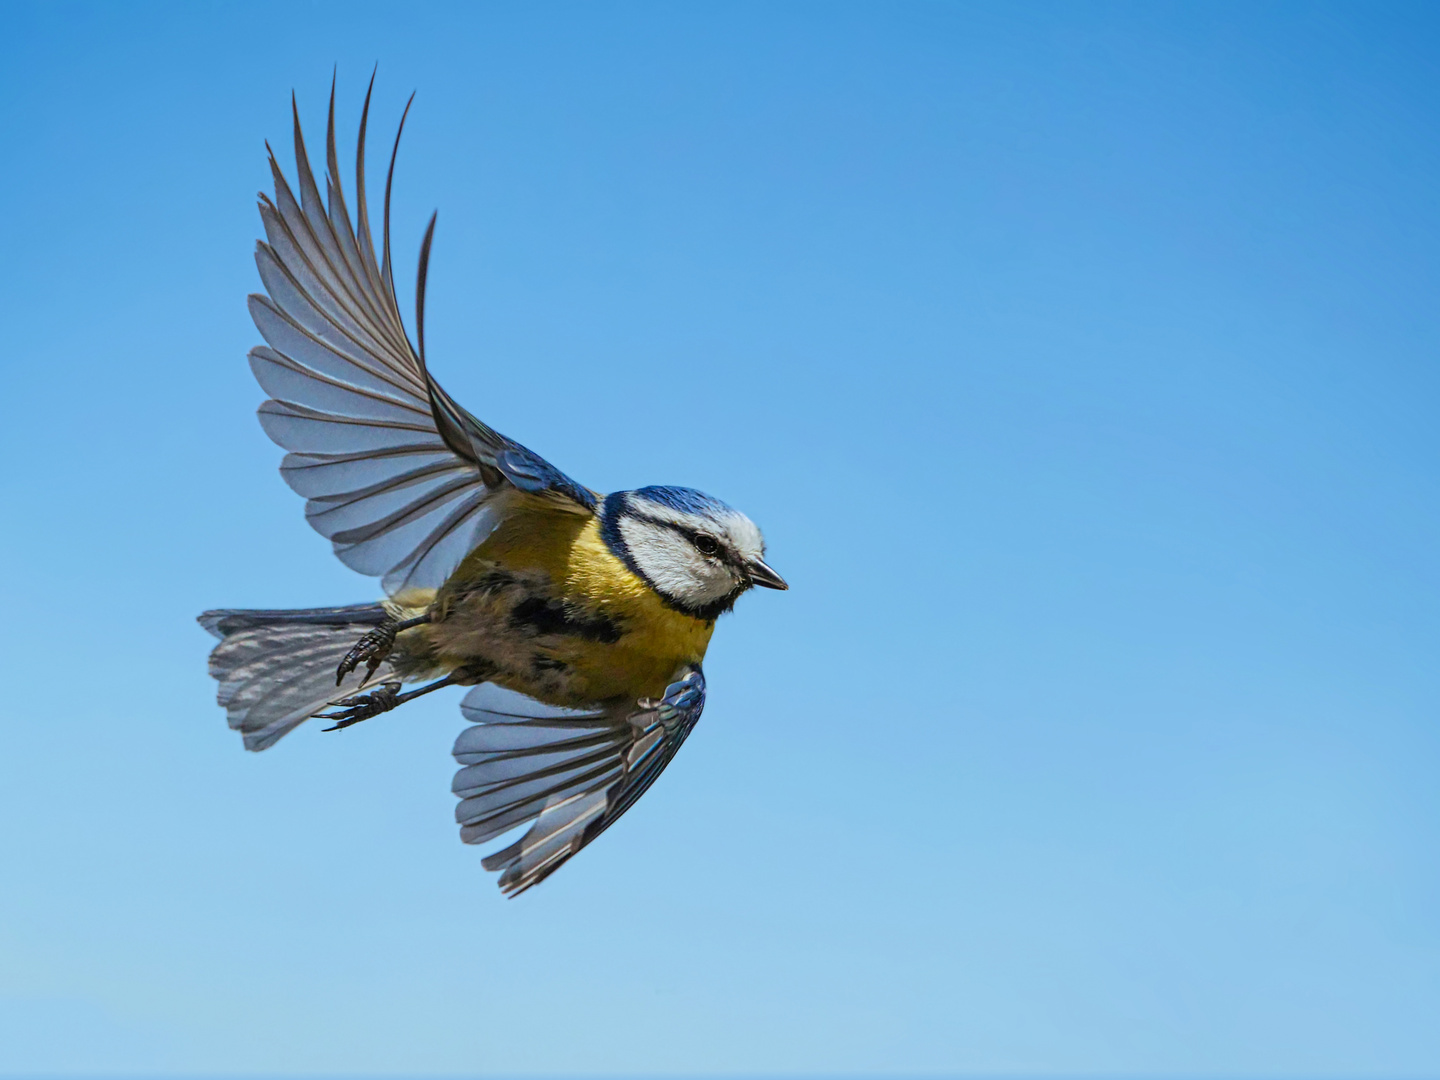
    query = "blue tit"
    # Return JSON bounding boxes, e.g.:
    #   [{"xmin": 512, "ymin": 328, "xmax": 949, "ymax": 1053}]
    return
[{"xmin": 198, "ymin": 79, "xmax": 786, "ymax": 896}]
